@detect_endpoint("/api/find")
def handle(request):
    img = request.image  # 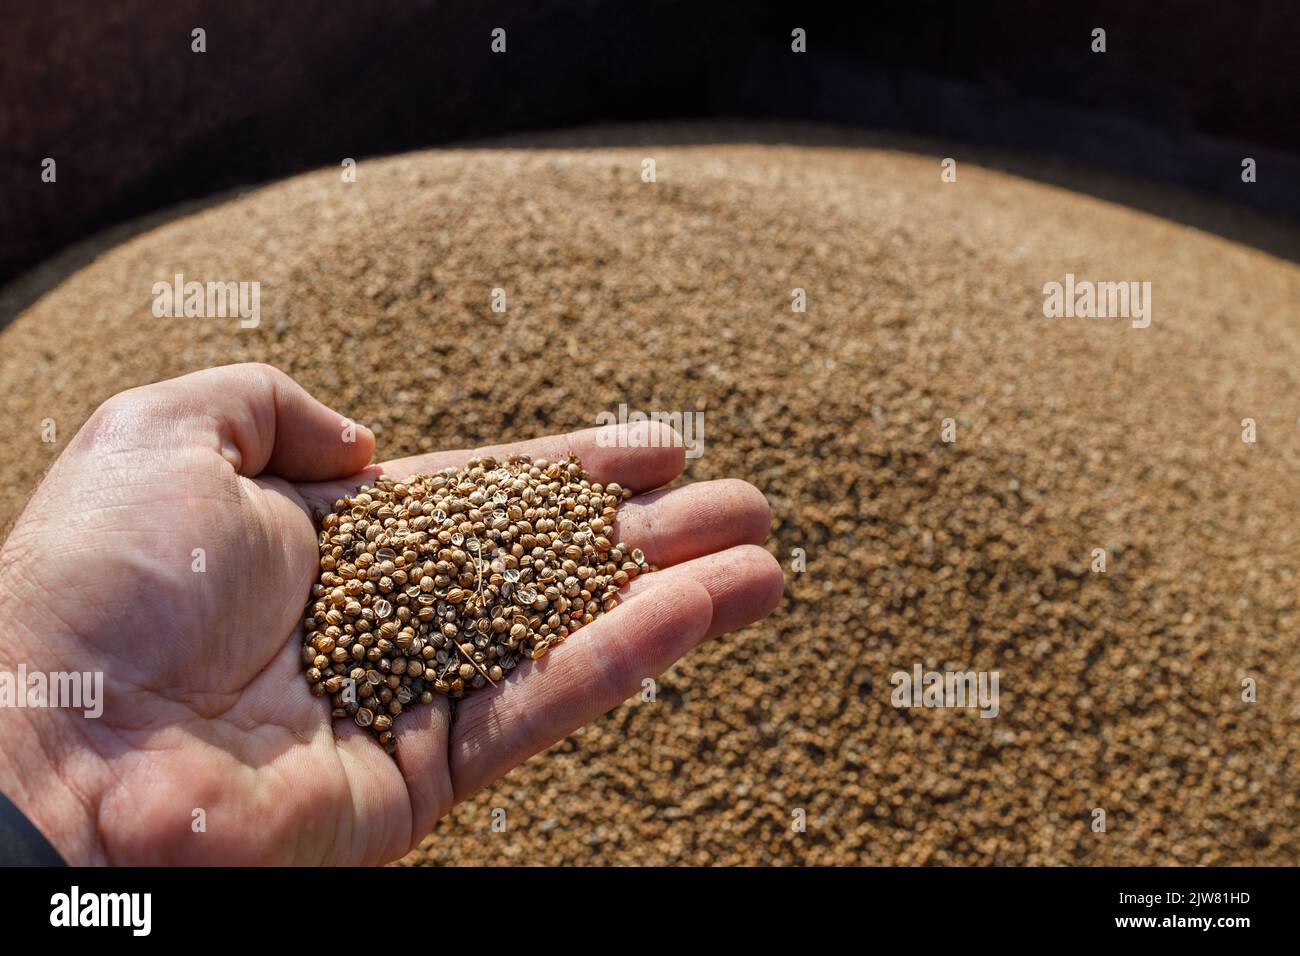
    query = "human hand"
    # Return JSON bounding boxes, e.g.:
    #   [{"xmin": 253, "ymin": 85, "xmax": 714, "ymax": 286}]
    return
[{"xmin": 0, "ymin": 364, "xmax": 781, "ymax": 865}]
